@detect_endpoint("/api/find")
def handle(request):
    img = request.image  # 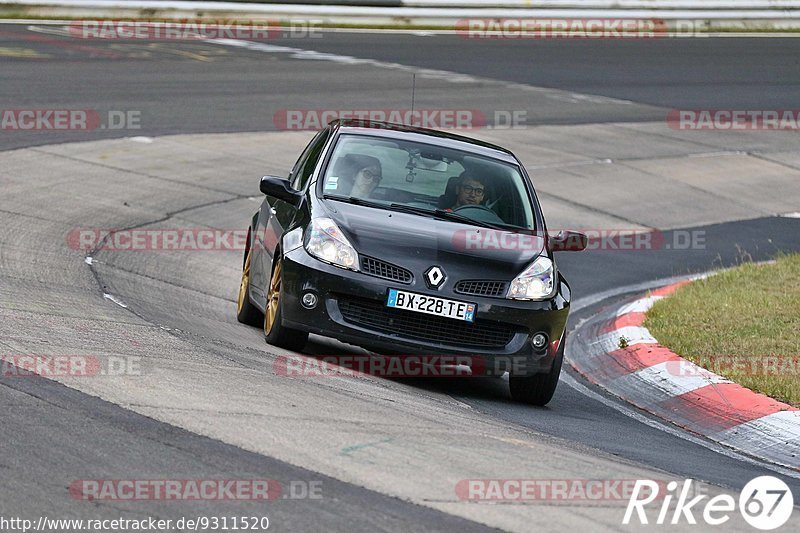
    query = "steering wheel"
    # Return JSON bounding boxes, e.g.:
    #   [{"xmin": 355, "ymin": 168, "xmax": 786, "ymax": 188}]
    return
[{"xmin": 452, "ymin": 204, "xmax": 506, "ymax": 224}]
